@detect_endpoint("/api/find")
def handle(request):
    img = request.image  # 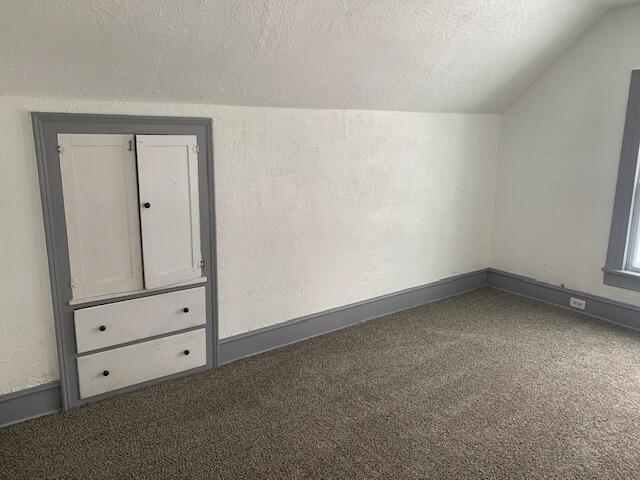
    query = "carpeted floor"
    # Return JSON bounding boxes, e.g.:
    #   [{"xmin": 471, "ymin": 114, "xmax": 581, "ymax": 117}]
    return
[{"xmin": 3, "ymin": 287, "xmax": 640, "ymax": 479}]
